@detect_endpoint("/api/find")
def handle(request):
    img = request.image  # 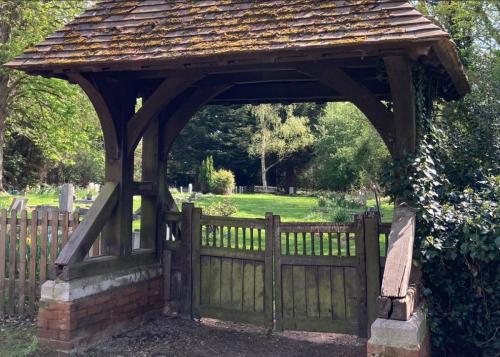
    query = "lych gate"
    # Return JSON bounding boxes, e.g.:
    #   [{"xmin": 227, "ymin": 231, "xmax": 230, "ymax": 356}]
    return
[{"xmin": 5, "ymin": 1, "xmax": 468, "ymax": 355}]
